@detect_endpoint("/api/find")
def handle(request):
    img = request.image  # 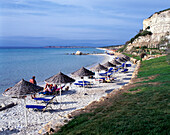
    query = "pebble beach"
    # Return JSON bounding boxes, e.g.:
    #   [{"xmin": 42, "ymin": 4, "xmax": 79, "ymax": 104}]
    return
[{"xmin": 0, "ymin": 54, "xmax": 136, "ymax": 135}]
